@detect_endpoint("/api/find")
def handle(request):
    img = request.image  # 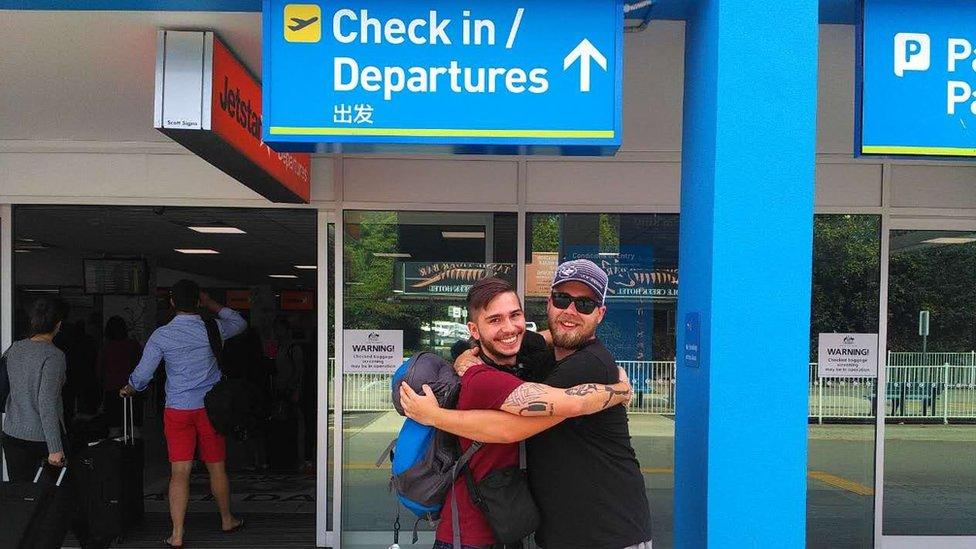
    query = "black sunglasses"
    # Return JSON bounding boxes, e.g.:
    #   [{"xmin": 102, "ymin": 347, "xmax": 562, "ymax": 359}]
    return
[{"xmin": 550, "ymin": 291, "xmax": 600, "ymax": 314}]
